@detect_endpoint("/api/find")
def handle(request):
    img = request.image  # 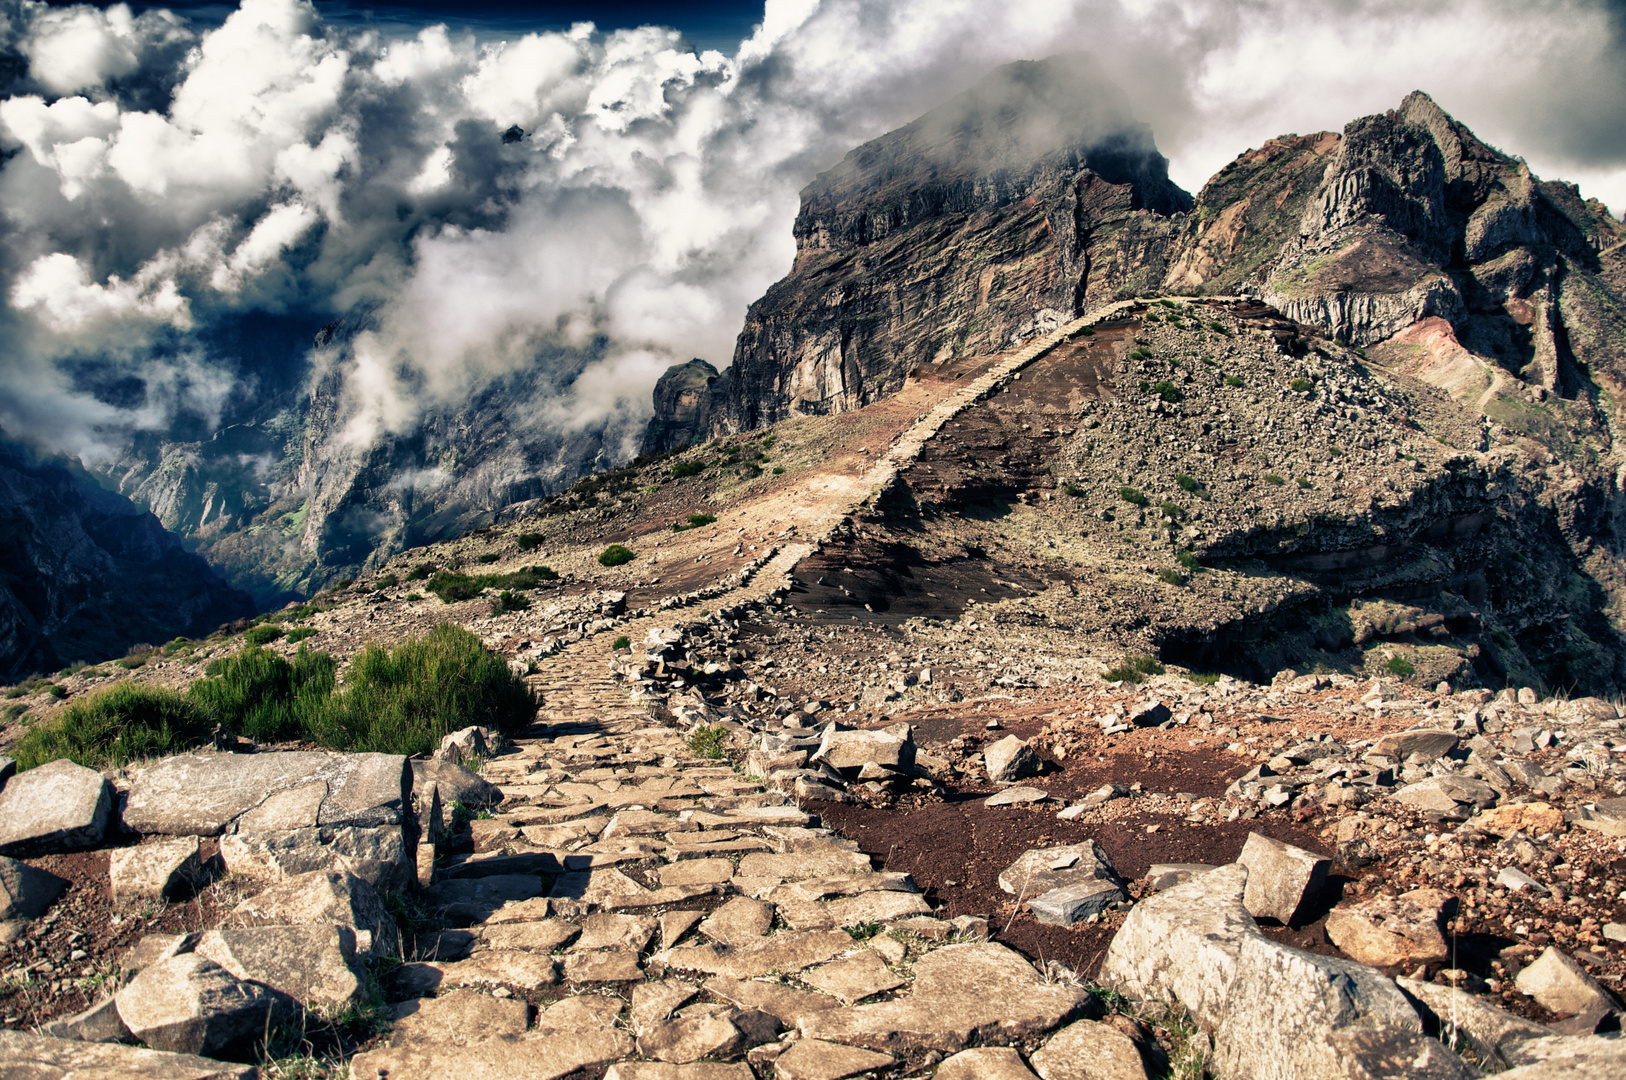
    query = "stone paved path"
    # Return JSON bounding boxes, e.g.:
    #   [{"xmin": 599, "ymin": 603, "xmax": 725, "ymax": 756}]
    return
[{"xmin": 349, "ymin": 303, "xmax": 1168, "ymax": 1079}]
